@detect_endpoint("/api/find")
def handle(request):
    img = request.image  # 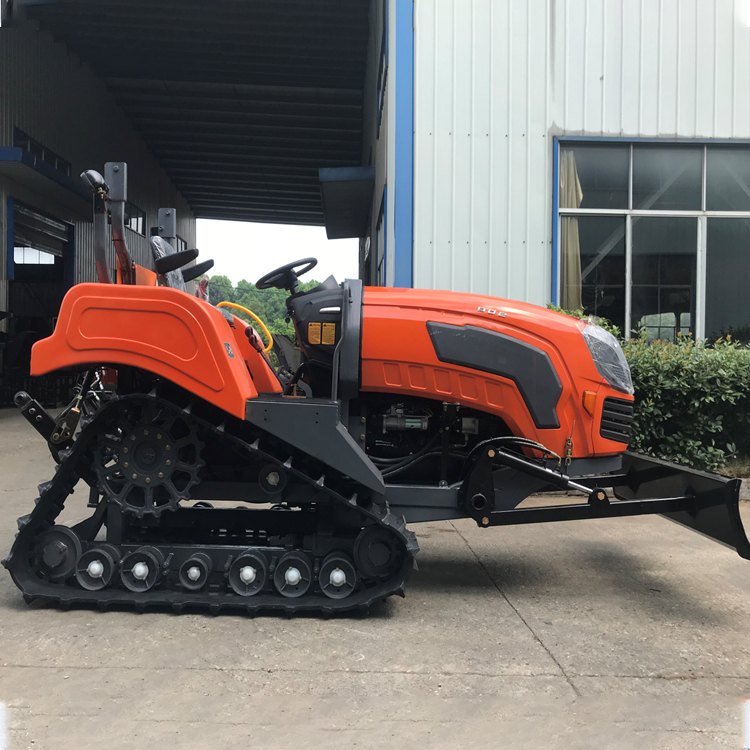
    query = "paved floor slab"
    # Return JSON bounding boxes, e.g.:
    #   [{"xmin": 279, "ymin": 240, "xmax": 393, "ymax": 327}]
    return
[{"xmin": 0, "ymin": 409, "xmax": 748, "ymax": 748}]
